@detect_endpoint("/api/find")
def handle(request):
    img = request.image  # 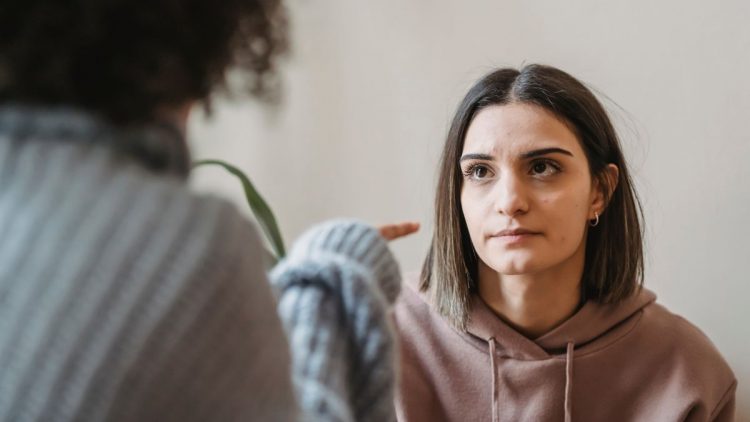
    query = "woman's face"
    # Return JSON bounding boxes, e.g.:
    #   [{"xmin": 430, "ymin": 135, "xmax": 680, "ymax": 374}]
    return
[{"xmin": 459, "ymin": 103, "xmax": 605, "ymax": 276}]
